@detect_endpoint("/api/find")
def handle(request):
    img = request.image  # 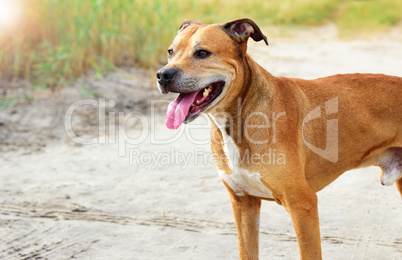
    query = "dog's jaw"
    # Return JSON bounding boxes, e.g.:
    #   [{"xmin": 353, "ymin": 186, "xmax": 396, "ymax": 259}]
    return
[
  {"xmin": 183, "ymin": 79, "xmax": 228, "ymax": 124},
  {"xmin": 165, "ymin": 78, "xmax": 228, "ymax": 129}
]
